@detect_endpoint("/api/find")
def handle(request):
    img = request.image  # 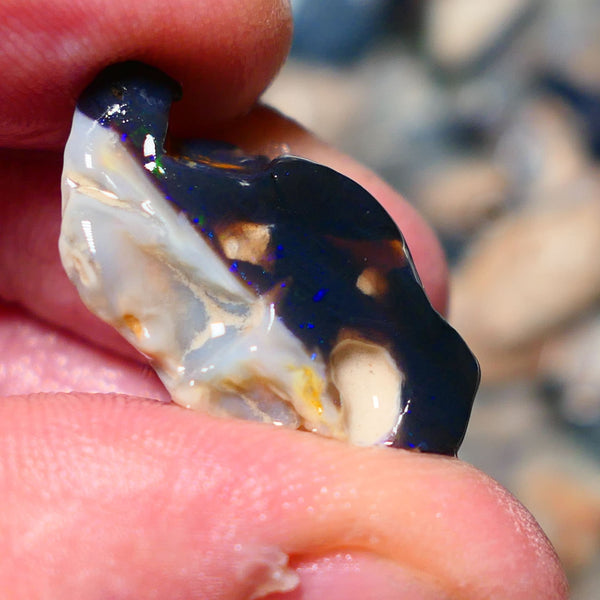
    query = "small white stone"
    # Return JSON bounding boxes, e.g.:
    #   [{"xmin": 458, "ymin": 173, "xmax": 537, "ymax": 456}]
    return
[{"xmin": 426, "ymin": 0, "xmax": 535, "ymax": 71}]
